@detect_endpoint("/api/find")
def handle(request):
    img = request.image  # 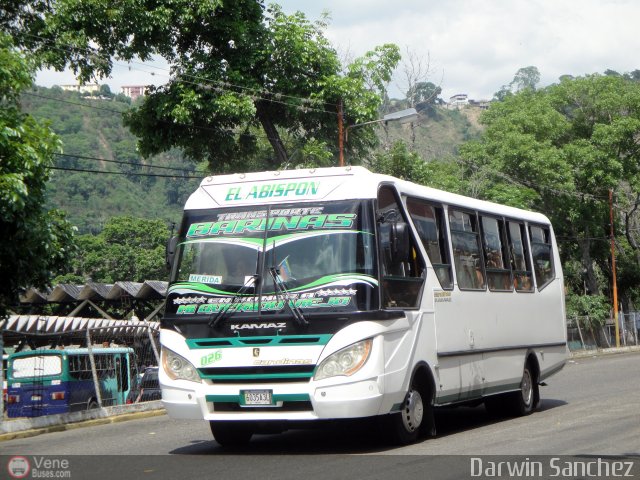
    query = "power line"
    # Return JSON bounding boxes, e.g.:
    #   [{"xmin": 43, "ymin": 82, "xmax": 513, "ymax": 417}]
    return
[
  {"xmin": 54, "ymin": 152, "xmax": 196, "ymax": 173},
  {"xmin": 23, "ymin": 32, "xmax": 339, "ymax": 114},
  {"xmin": 47, "ymin": 165, "xmax": 202, "ymax": 179},
  {"xmin": 23, "ymin": 91, "xmax": 127, "ymax": 114},
  {"xmin": 23, "ymin": 89, "xmax": 305, "ymax": 147}
]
